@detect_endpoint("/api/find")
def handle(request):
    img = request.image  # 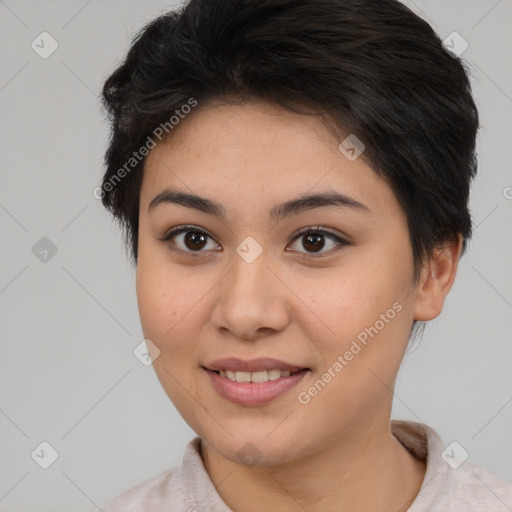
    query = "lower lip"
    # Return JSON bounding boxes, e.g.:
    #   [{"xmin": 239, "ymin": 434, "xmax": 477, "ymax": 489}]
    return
[{"xmin": 204, "ymin": 368, "xmax": 310, "ymax": 406}]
